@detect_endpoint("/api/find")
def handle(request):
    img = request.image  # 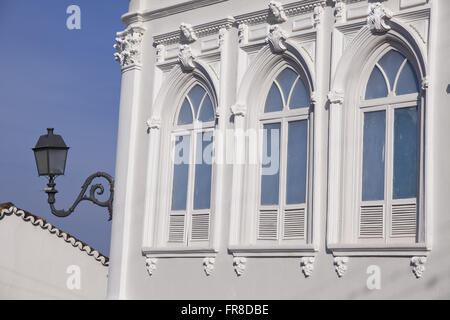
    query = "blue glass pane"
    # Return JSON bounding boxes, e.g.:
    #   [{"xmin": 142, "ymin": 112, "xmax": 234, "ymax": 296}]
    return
[
  {"xmin": 264, "ymin": 83, "xmax": 283, "ymax": 113},
  {"xmin": 378, "ymin": 50, "xmax": 406, "ymax": 91},
  {"xmin": 194, "ymin": 131, "xmax": 213, "ymax": 210},
  {"xmin": 365, "ymin": 66, "xmax": 389, "ymax": 100},
  {"xmin": 177, "ymin": 98, "xmax": 193, "ymax": 125},
  {"xmin": 362, "ymin": 111, "xmax": 386, "ymax": 201},
  {"xmin": 396, "ymin": 61, "xmax": 419, "ymax": 95},
  {"xmin": 289, "ymin": 78, "xmax": 310, "ymax": 109},
  {"xmin": 261, "ymin": 123, "xmax": 281, "ymax": 205},
  {"xmin": 286, "ymin": 120, "xmax": 308, "ymax": 205},
  {"xmin": 276, "ymin": 68, "xmax": 298, "ymax": 105},
  {"xmin": 171, "ymin": 135, "xmax": 191, "ymax": 210},
  {"xmin": 188, "ymin": 84, "xmax": 206, "ymax": 115},
  {"xmin": 393, "ymin": 107, "xmax": 418, "ymax": 199},
  {"xmin": 198, "ymin": 94, "xmax": 215, "ymax": 122}
]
